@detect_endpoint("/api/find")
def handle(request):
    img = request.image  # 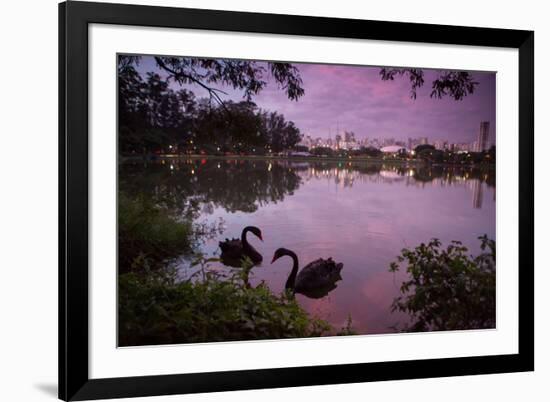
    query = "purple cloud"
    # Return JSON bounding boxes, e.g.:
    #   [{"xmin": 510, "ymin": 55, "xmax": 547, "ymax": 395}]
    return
[{"xmin": 135, "ymin": 56, "xmax": 496, "ymax": 145}]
